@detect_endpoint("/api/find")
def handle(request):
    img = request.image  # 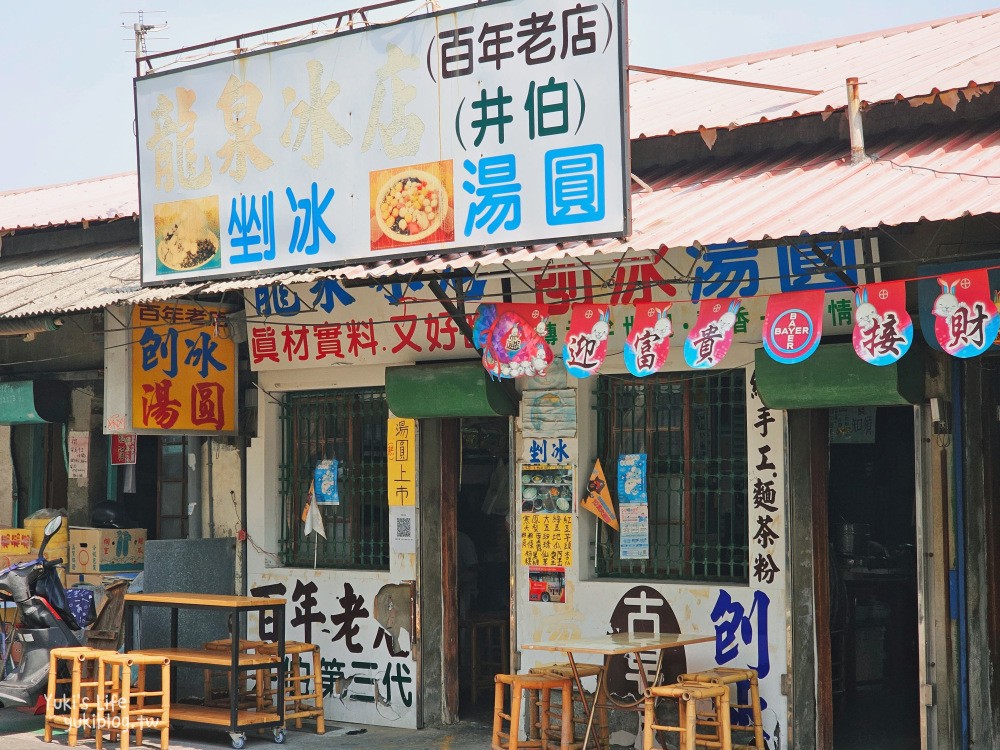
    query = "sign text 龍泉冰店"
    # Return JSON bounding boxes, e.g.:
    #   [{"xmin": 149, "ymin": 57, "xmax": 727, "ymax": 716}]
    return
[{"xmin": 135, "ymin": 0, "xmax": 630, "ymax": 284}]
